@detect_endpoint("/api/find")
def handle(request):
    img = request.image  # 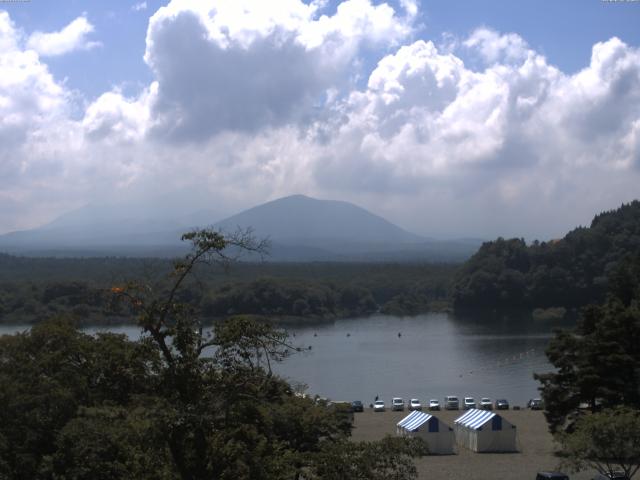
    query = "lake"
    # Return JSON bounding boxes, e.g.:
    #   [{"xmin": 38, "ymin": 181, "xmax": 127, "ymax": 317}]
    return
[{"xmin": 0, "ymin": 312, "xmax": 565, "ymax": 407}]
